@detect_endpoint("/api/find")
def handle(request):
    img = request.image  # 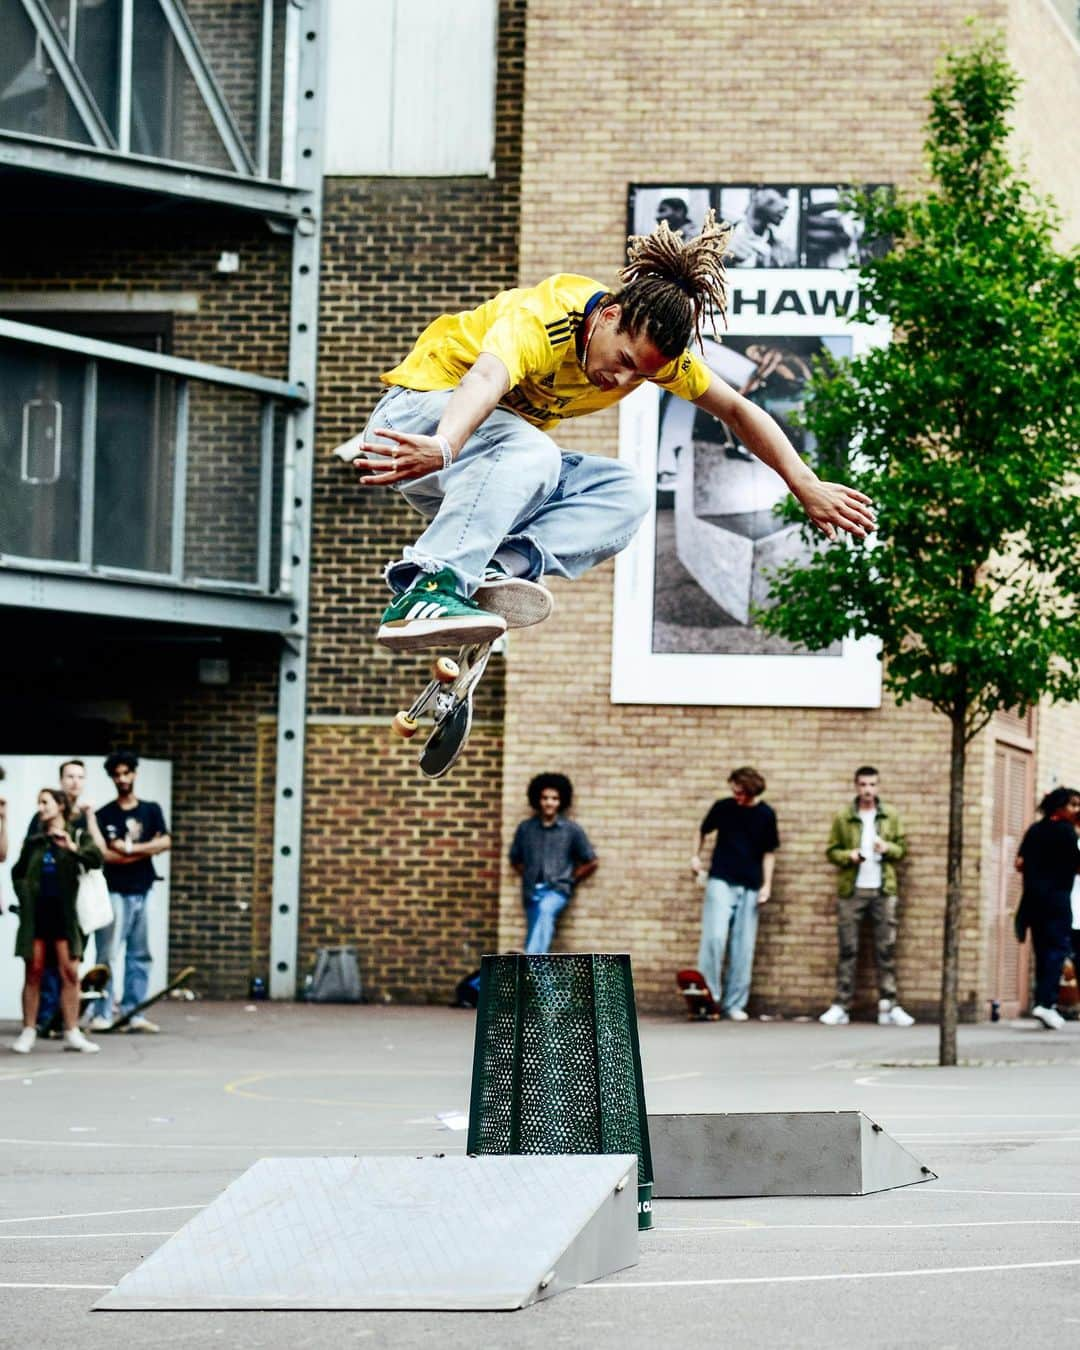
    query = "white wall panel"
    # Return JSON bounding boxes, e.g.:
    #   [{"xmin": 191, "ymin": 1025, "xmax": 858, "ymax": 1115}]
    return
[{"xmin": 325, "ymin": 0, "xmax": 496, "ymax": 176}]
